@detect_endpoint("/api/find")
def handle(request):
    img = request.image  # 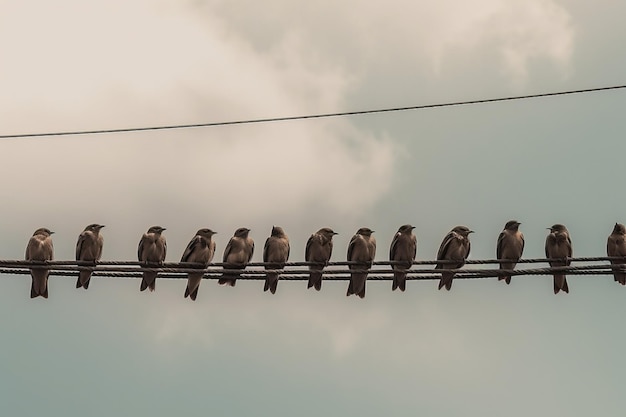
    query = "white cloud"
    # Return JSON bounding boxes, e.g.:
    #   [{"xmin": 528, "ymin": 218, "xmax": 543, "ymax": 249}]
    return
[
  {"xmin": 206, "ymin": 0, "xmax": 574, "ymax": 84},
  {"xmin": 0, "ymin": 0, "xmax": 397, "ymax": 243}
]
